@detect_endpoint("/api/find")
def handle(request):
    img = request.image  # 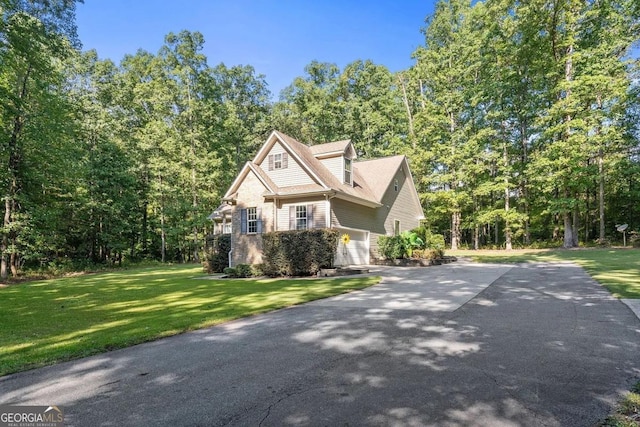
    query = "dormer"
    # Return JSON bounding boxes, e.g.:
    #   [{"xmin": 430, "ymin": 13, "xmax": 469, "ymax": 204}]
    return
[{"xmin": 310, "ymin": 140, "xmax": 357, "ymax": 187}]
